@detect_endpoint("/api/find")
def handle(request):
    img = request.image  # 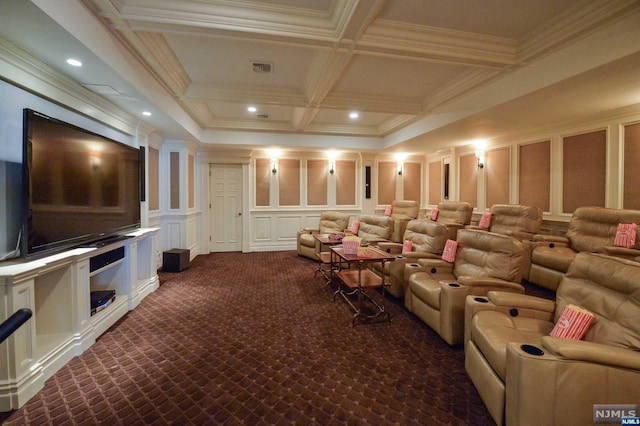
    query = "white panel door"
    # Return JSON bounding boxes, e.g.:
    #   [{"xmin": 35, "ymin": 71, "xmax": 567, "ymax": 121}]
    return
[{"xmin": 210, "ymin": 164, "xmax": 242, "ymax": 252}]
